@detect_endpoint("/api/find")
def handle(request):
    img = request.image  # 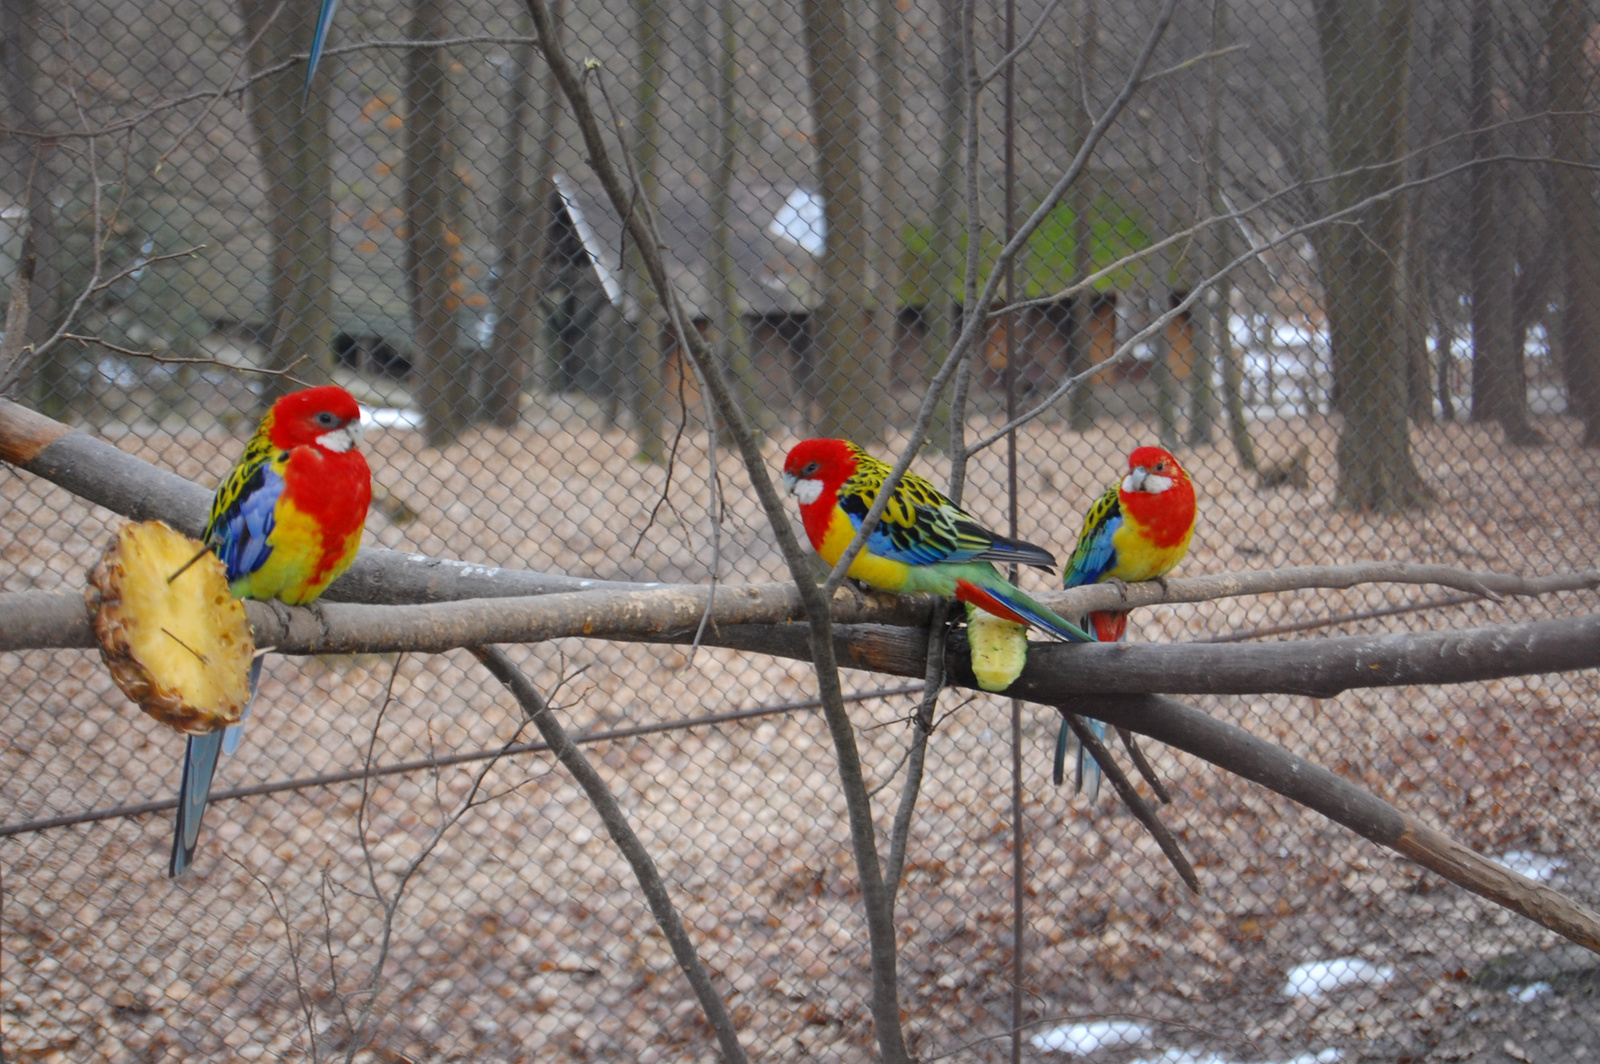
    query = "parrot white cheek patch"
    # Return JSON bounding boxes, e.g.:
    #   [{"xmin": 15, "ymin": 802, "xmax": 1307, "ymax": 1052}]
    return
[
  {"xmin": 317, "ymin": 427, "xmax": 356, "ymax": 453},
  {"xmin": 1125, "ymin": 472, "xmax": 1173, "ymax": 494},
  {"xmin": 792, "ymin": 478, "xmax": 824, "ymax": 505}
]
